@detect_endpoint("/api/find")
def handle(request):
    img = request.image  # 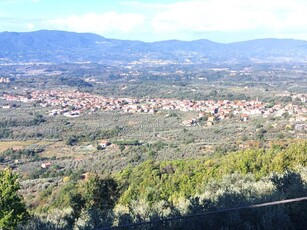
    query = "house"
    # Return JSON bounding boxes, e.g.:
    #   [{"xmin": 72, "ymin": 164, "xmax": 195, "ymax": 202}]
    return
[
  {"xmin": 63, "ymin": 110, "xmax": 80, "ymax": 117},
  {"xmin": 41, "ymin": 162, "xmax": 52, "ymax": 169},
  {"xmin": 199, "ymin": 112, "xmax": 206, "ymax": 118},
  {"xmin": 99, "ymin": 140, "xmax": 111, "ymax": 148},
  {"xmin": 49, "ymin": 109, "xmax": 61, "ymax": 116},
  {"xmin": 81, "ymin": 172, "xmax": 90, "ymax": 180},
  {"xmin": 2, "ymin": 104, "xmax": 11, "ymax": 109},
  {"xmin": 182, "ymin": 120, "xmax": 191, "ymax": 126},
  {"xmin": 206, "ymin": 121, "xmax": 214, "ymax": 126},
  {"xmin": 182, "ymin": 119, "xmax": 197, "ymax": 126},
  {"xmin": 241, "ymin": 114, "xmax": 249, "ymax": 122},
  {"xmin": 295, "ymin": 124, "xmax": 307, "ymax": 132}
]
